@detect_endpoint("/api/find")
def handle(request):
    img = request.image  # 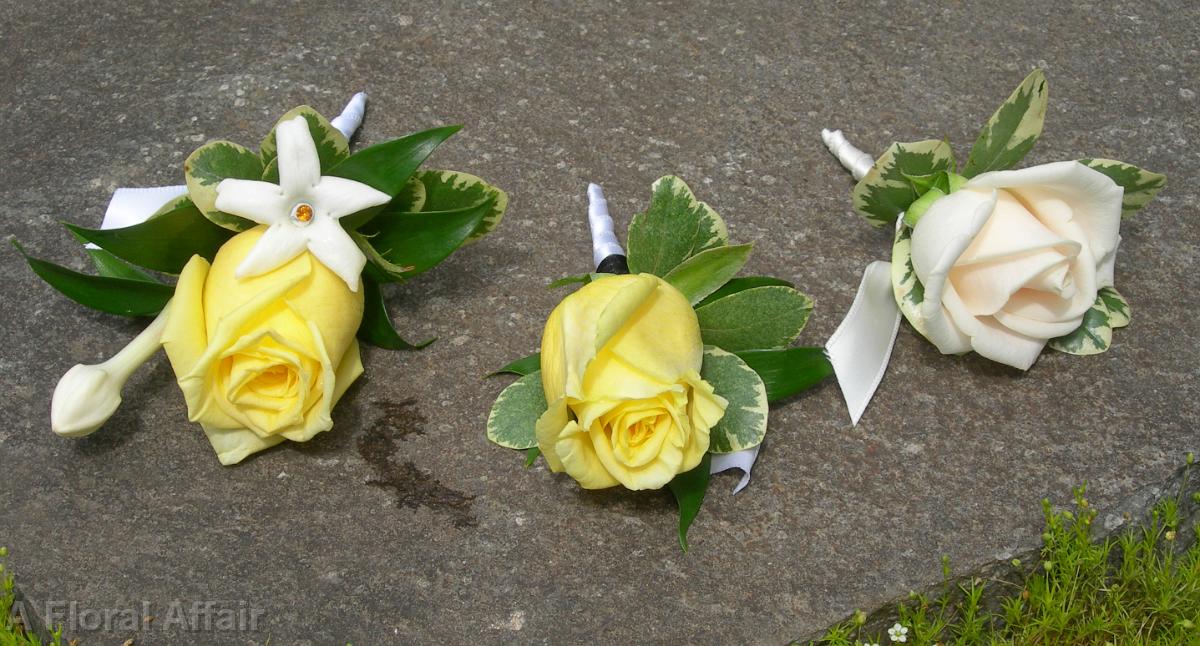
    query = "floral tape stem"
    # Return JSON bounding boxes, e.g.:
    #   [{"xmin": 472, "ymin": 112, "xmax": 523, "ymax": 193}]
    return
[
  {"xmin": 50, "ymin": 301, "xmax": 172, "ymax": 437},
  {"xmin": 330, "ymin": 91, "xmax": 368, "ymax": 141},
  {"xmin": 821, "ymin": 129, "xmax": 875, "ymax": 181},
  {"xmin": 588, "ymin": 183, "xmax": 628, "ymax": 274}
]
